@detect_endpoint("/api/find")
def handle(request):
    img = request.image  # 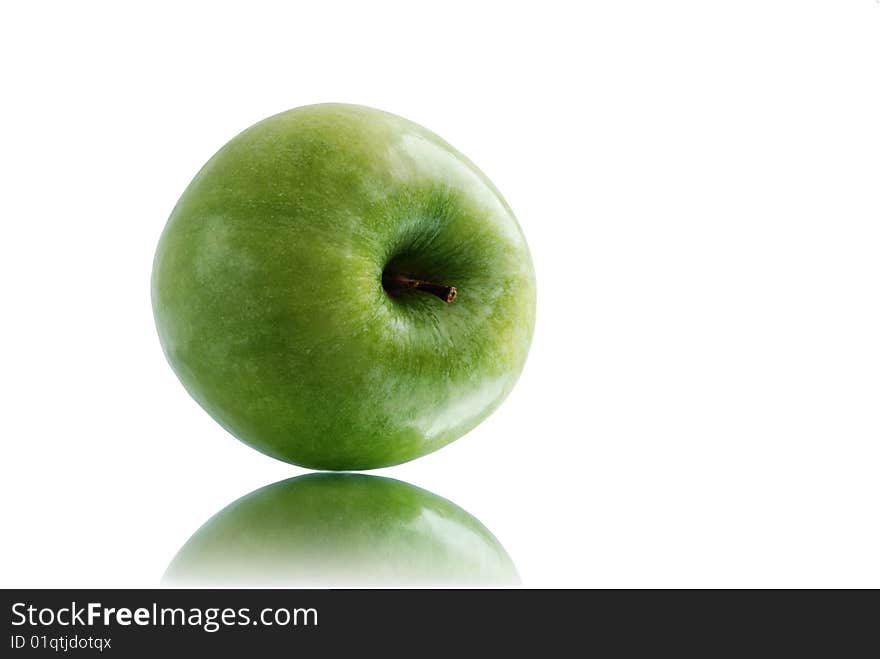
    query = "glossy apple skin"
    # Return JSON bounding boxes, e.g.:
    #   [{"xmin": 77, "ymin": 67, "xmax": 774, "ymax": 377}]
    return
[
  {"xmin": 163, "ymin": 473, "xmax": 518, "ymax": 586},
  {"xmin": 152, "ymin": 104, "xmax": 535, "ymax": 469}
]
